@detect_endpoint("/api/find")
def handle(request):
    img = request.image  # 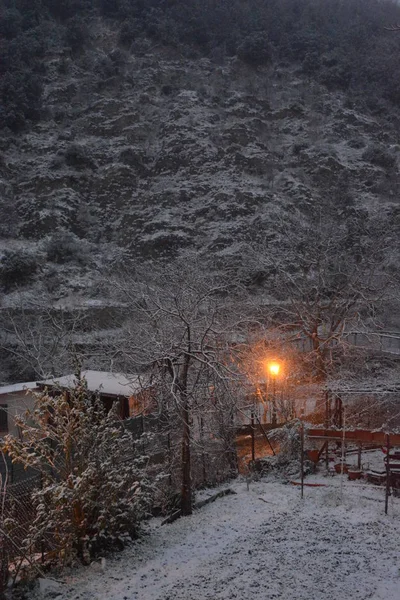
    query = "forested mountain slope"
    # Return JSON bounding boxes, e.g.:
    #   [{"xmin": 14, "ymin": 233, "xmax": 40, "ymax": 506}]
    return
[{"xmin": 0, "ymin": 0, "xmax": 399, "ymax": 325}]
